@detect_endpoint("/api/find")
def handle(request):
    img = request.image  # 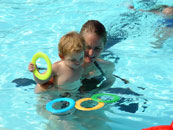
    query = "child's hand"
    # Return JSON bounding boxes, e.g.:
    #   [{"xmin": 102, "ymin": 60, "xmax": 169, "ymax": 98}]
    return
[{"xmin": 28, "ymin": 62, "xmax": 35, "ymax": 72}]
